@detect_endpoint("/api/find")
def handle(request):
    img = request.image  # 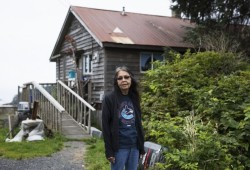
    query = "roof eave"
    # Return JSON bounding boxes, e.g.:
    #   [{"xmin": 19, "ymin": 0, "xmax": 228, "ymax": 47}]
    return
[
  {"xmin": 70, "ymin": 7, "xmax": 103, "ymax": 48},
  {"xmin": 102, "ymin": 42, "xmax": 192, "ymax": 52},
  {"xmin": 49, "ymin": 7, "xmax": 72, "ymax": 61}
]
